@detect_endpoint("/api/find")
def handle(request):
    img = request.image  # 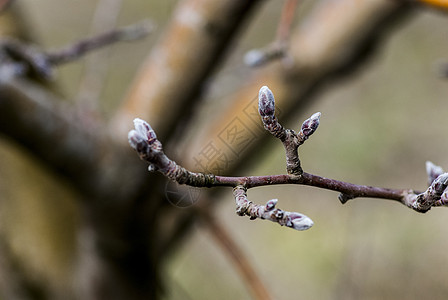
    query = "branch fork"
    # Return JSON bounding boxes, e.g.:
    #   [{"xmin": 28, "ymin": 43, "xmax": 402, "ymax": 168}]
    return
[{"xmin": 259, "ymin": 86, "xmax": 320, "ymax": 175}]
